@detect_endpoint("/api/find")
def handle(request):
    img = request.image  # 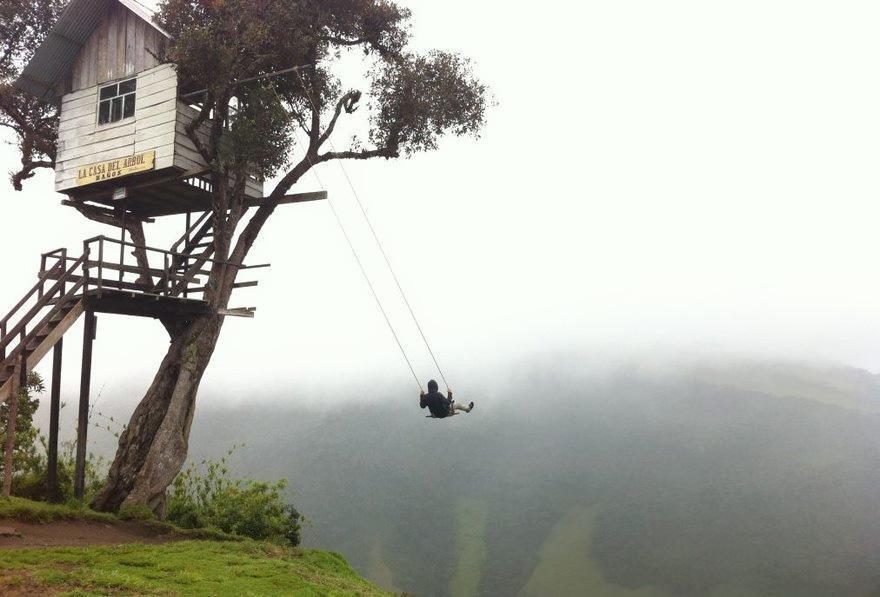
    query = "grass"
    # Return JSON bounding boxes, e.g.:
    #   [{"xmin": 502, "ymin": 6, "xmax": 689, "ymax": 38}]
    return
[
  {"xmin": 0, "ymin": 496, "xmax": 238, "ymax": 542},
  {"xmin": 0, "ymin": 496, "xmax": 117, "ymax": 524},
  {"xmin": 0, "ymin": 540, "xmax": 393, "ymax": 596}
]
